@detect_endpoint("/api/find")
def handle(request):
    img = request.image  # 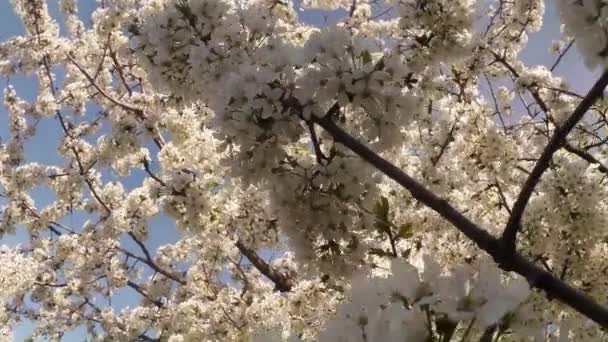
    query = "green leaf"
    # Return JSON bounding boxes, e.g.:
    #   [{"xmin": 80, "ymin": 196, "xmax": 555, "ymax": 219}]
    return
[
  {"xmin": 397, "ymin": 222, "xmax": 415, "ymax": 239},
  {"xmin": 375, "ymin": 197, "xmax": 388, "ymax": 219},
  {"xmin": 206, "ymin": 181, "xmax": 219, "ymax": 190},
  {"xmin": 373, "ymin": 196, "xmax": 390, "ymax": 233},
  {"xmin": 361, "ymin": 50, "xmax": 373, "ymax": 65}
]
